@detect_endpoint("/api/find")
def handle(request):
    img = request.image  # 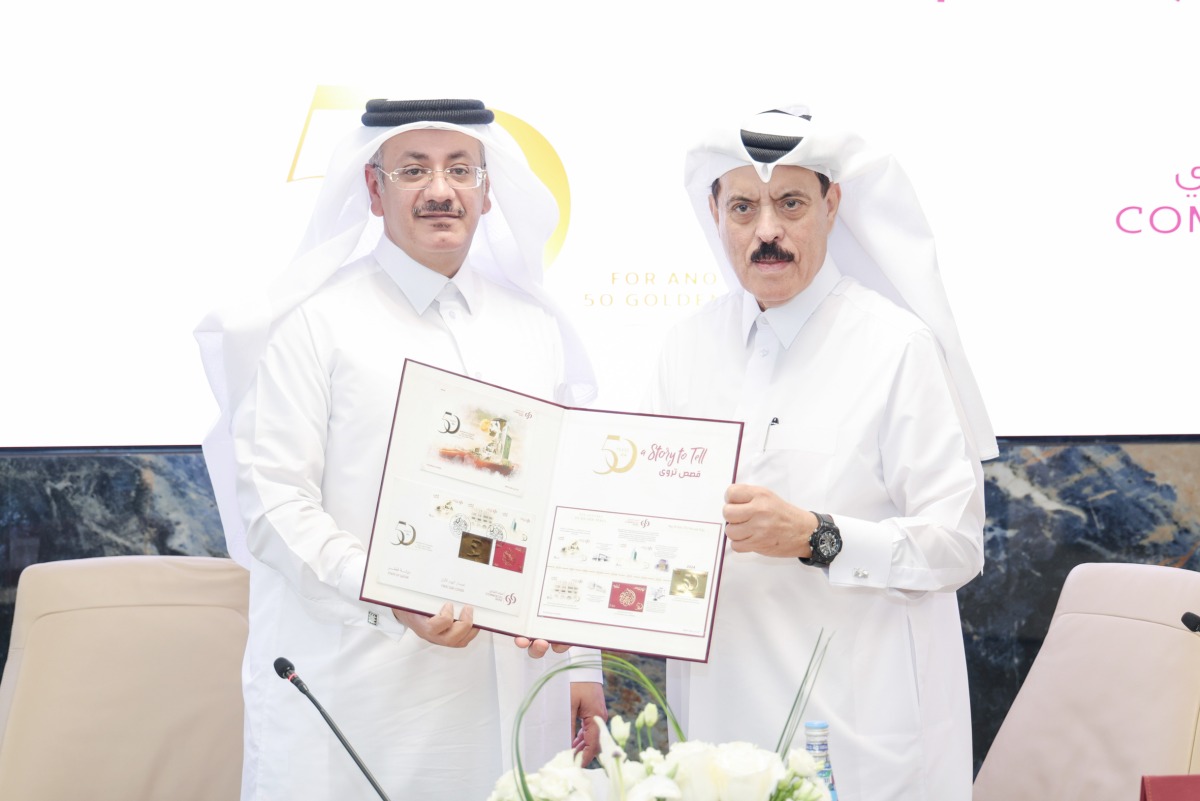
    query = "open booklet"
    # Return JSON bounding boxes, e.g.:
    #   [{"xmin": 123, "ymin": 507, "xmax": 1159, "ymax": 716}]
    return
[{"xmin": 360, "ymin": 359, "xmax": 743, "ymax": 662}]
